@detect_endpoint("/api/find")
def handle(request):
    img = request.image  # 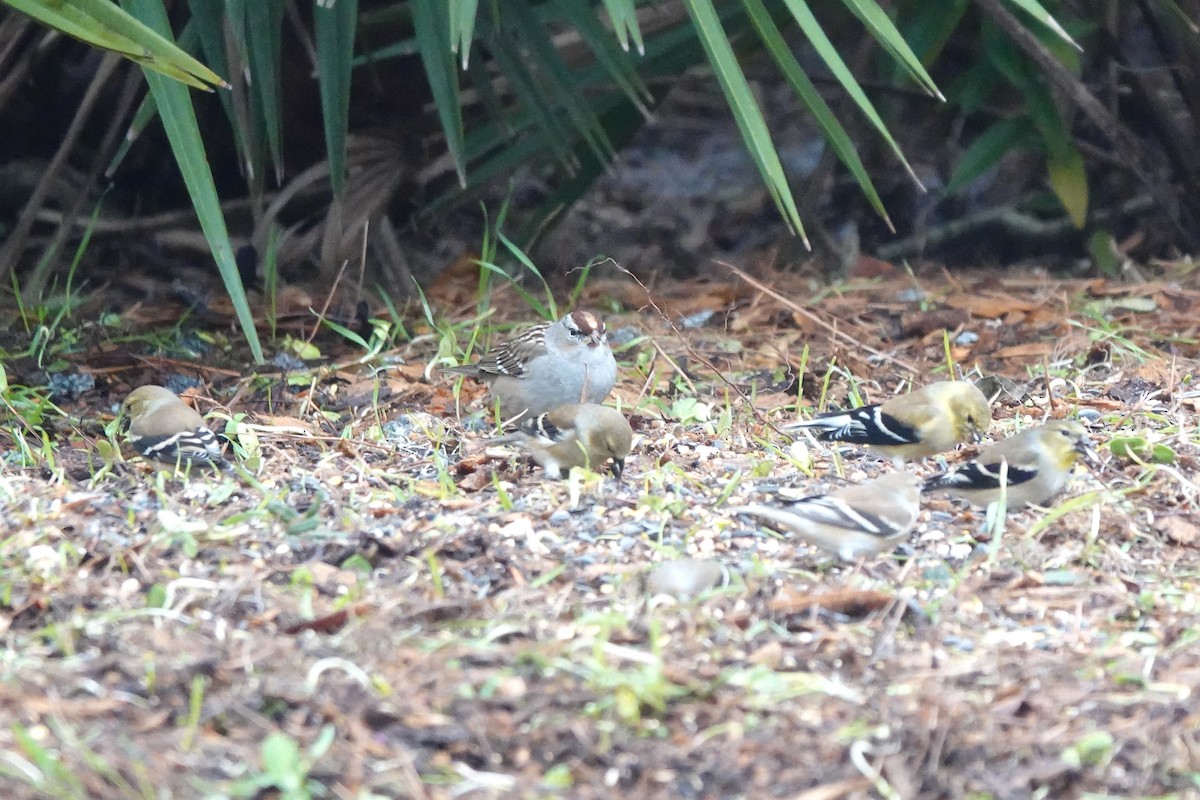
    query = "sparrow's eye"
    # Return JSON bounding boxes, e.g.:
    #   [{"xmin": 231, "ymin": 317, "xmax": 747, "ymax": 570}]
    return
[{"xmin": 570, "ymin": 327, "xmax": 587, "ymax": 338}]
